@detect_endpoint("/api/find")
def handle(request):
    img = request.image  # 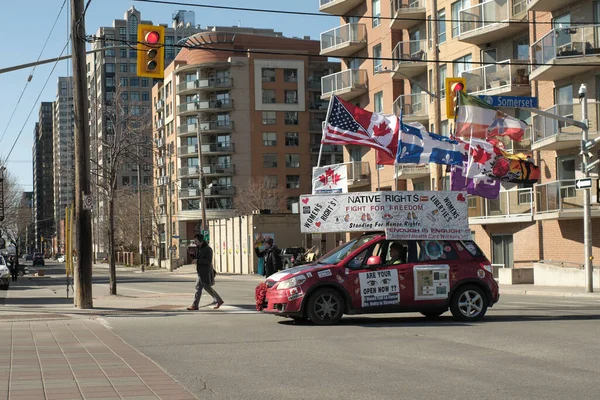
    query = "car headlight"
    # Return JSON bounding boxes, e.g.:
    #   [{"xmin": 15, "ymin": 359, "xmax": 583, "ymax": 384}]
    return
[{"xmin": 277, "ymin": 274, "xmax": 307, "ymax": 290}]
